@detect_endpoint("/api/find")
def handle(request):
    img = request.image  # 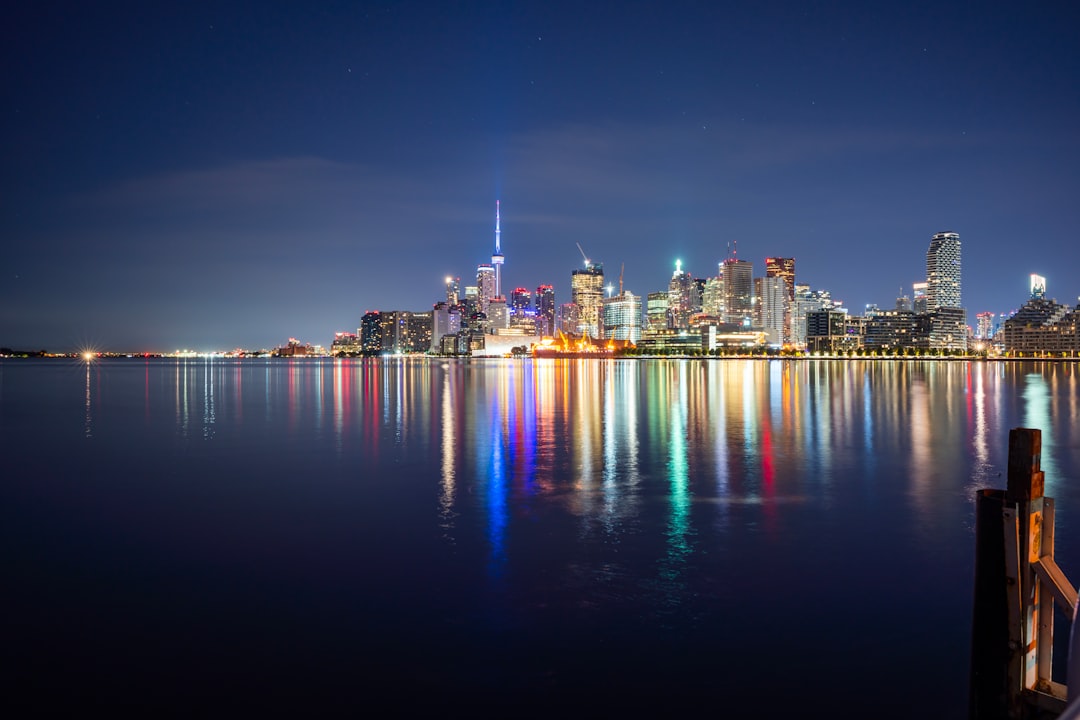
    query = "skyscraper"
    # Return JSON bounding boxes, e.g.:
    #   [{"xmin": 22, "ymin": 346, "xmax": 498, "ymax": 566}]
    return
[
  {"xmin": 926, "ymin": 231, "xmax": 961, "ymax": 310},
  {"xmin": 765, "ymin": 257, "xmax": 796, "ymax": 343},
  {"xmin": 603, "ymin": 290, "xmax": 642, "ymax": 343},
  {"xmin": 722, "ymin": 258, "xmax": 753, "ymax": 327},
  {"xmin": 925, "ymin": 231, "xmax": 966, "ymax": 350},
  {"xmin": 476, "ymin": 264, "xmax": 495, "ymax": 317},
  {"xmin": 667, "ymin": 259, "xmax": 694, "ymax": 330},
  {"xmin": 571, "ymin": 261, "xmax": 604, "ymax": 338},
  {"xmin": 510, "ymin": 287, "xmax": 531, "ymax": 315},
  {"xmin": 645, "ymin": 292, "xmax": 669, "ymax": 335},
  {"xmin": 912, "ymin": 282, "xmax": 929, "ymax": 314},
  {"xmin": 1031, "ymin": 274, "xmax": 1047, "ymax": 299},
  {"xmin": 536, "ymin": 285, "xmax": 555, "ymax": 336},
  {"xmin": 702, "ymin": 274, "xmax": 724, "ymax": 319},
  {"xmin": 764, "ymin": 257, "xmax": 796, "ymax": 301},
  {"xmin": 759, "ymin": 275, "xmax": 787, "ymax": 345},
  {"xmin": 491, "ymin": 201, "xmax": 505, "ymax": 300},
  {"xmin": 445, "ymin": 276, "xmax": 460, "ymax": 306}
]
